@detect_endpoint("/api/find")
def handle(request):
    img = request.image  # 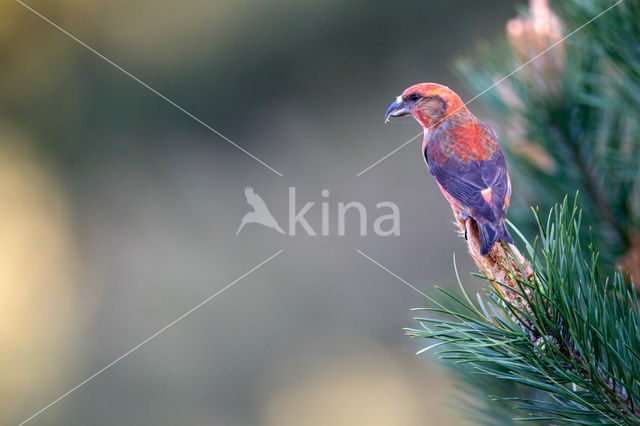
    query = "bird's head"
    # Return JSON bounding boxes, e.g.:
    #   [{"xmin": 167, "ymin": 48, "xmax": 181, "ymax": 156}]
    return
[{"xmin": 384, "ymin": 83, "xmax": 465, "ymax": 129}]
